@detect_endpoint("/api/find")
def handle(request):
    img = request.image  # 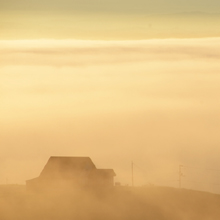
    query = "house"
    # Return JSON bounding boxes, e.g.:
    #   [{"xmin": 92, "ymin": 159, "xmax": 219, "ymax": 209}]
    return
[{"xmin": 26, "ymin": 156, "xmax": 116, "ymax": 191}]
